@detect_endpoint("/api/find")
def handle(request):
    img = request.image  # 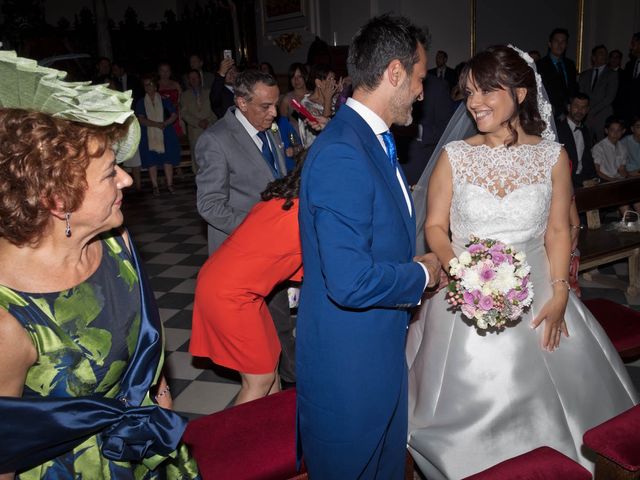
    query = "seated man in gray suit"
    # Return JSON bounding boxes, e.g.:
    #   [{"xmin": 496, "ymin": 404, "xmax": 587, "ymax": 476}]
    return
[{"xmin": 195, "ymin": 69, "xmax": 295, "ymax": 385}]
